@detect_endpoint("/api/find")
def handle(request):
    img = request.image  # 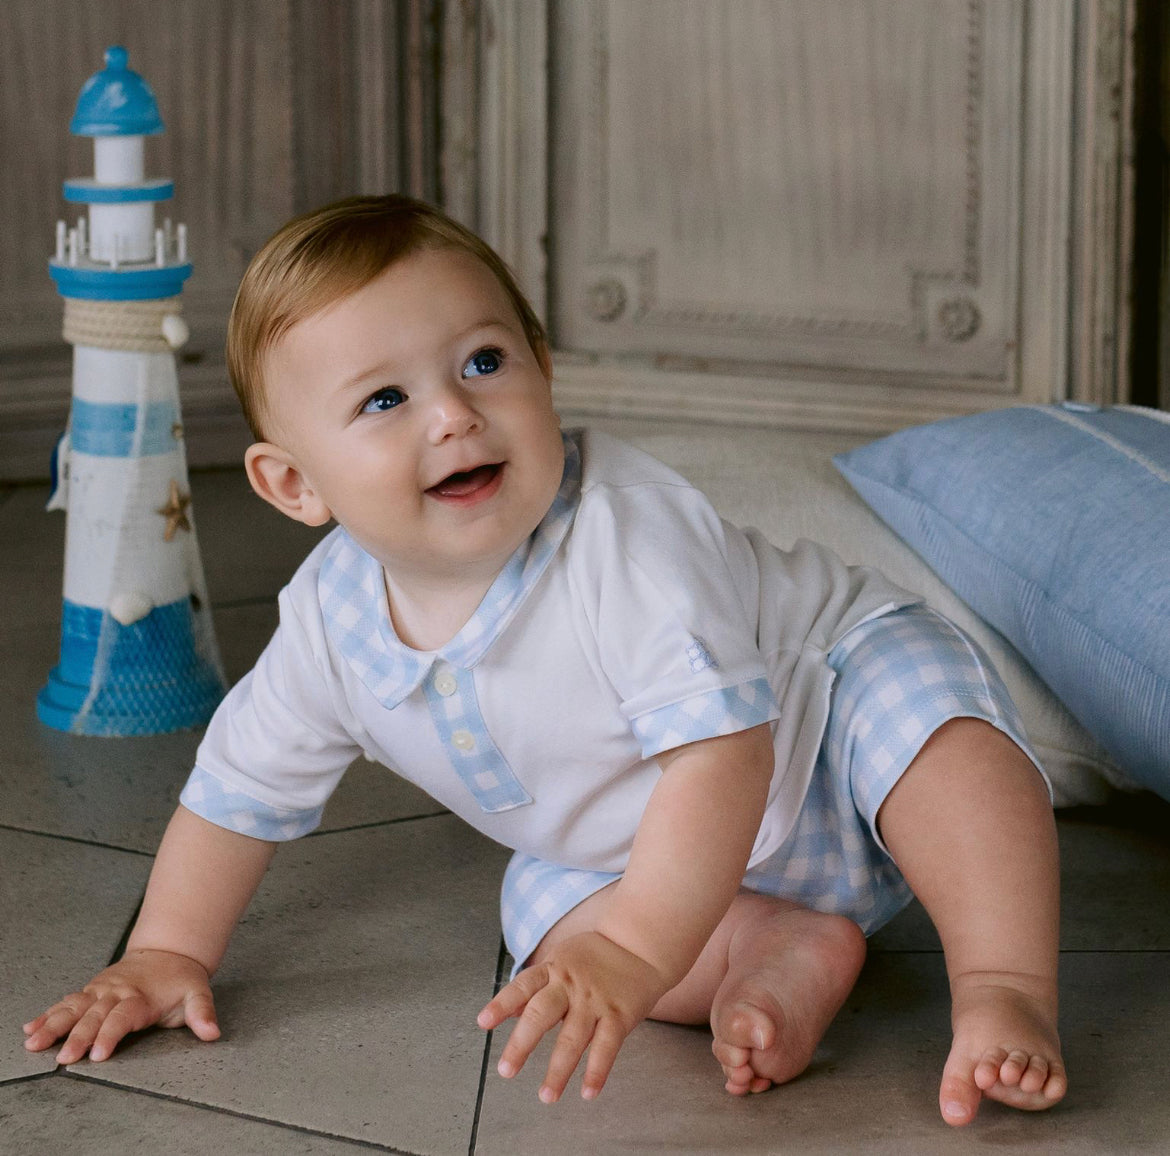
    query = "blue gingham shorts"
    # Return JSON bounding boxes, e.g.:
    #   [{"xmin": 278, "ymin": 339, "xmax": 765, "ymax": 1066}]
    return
[{"xmin": 499, "ymin": 605, "xmax": 1050, "ymax": 977}]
